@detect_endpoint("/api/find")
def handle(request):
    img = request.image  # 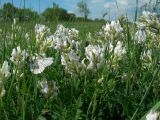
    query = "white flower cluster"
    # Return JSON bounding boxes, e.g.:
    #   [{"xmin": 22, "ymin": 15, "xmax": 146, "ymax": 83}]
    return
[
  {"xmin": 101, "ymin": 20, "xmax": 124, "ymax": 43},
  {"xmin": 109, "ymin": 41, "xmax": 126, "ymax": 60},
  {"xmin": 34, "ymin": 24, "xmax": 55, "ymax": 55},
  {"xmin": 10, "ymin": 46, "xmax": 28, "ymax": 65},
  {"xmin": 38, "ymin": 78, "xmax": 58, "ymax": 98},
  {"xmin": 47, "ymin": 25, "xmax": 83, "ymax": 75},
  {"xmin": 141, "ymin": 49, "xmax": 152, "ymax": 68},
  {"xmin": 61, "ymin": 50, "xmax": 84, "ymax": 75},
  {"xmin": 84, "ymin": 44, "xmax": 105, "ymax": 71},
  {"xmin": 134, "ymin": 28, "xmax": 147, "ymax": 44},
  {"xmin": 54, "ymin": 25, "xmax": 79, "ymax": 40},
  {"xmin": 10, "ymin": 46, "xmax": 28, "ymax": 80},
  {"xmin": 140, "ymin": 11, "xmax": 158, "ymax": 25},
  {"xmin": 53, "ymin": 25, "xmax": 80, "ymax": 52},
  {"xmin": 146, "ymin": 110, "xmax": 160, "ymax": 120},
  {"xmin": 0, "ymin": 61, "xmax": 11, "ymax": 81},
  {"xmin": 61, "ymin": 44, "xmax": 106, "ymax": 74},
  {"xmin": 103, "ymin": 21, "xmax": 123, "ymax": 34},
  {"xmin": 135, "ymin": 11, "xmax": 160, "ymax": 44},
  {"xmin": 0, "ymin": 61, "xmax": 11, "ymax": 97},
  {"xmin": 0, "ymin": 81, "xmax": 5, "ymax": 97},
  {"xmin": 56, "ymin": 23, "xmax": 126, "ymax": 74},
  {"xmin": 35, "ymin": 24, "xmax": 50, "ymax": 42},
  {"xmin": 39, "ymin": 35, "xmax": 54, "ymax": 53}
]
